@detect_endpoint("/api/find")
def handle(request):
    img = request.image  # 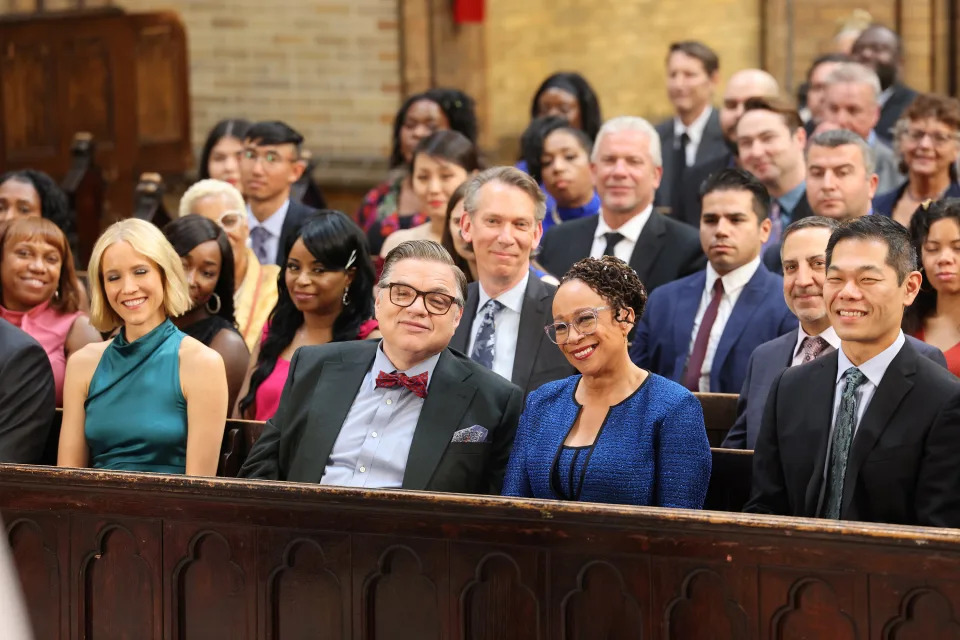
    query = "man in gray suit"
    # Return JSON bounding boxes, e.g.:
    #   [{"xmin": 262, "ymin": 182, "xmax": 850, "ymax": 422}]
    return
[
  {"xmin": 821, "ymin": 62, "xmax": 904, "ymax": 193},
  {"xmin": 452, "ymin": 167, "xmax": 574, "ymax": 396},
  {"xmin": 723, "ymin": 216, "xmax": 945, "ymax": 449},
  {"xmin": 655, "ymin": 41, "xmax": 729, "ymax": 218}
]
